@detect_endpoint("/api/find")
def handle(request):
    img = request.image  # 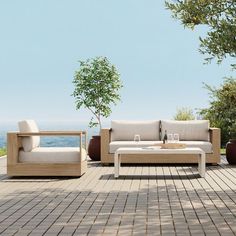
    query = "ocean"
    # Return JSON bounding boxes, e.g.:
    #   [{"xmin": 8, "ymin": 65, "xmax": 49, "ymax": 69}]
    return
[{"xmin": 0, "ymin": 121, "xmax": 102, "ymax": 148}]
